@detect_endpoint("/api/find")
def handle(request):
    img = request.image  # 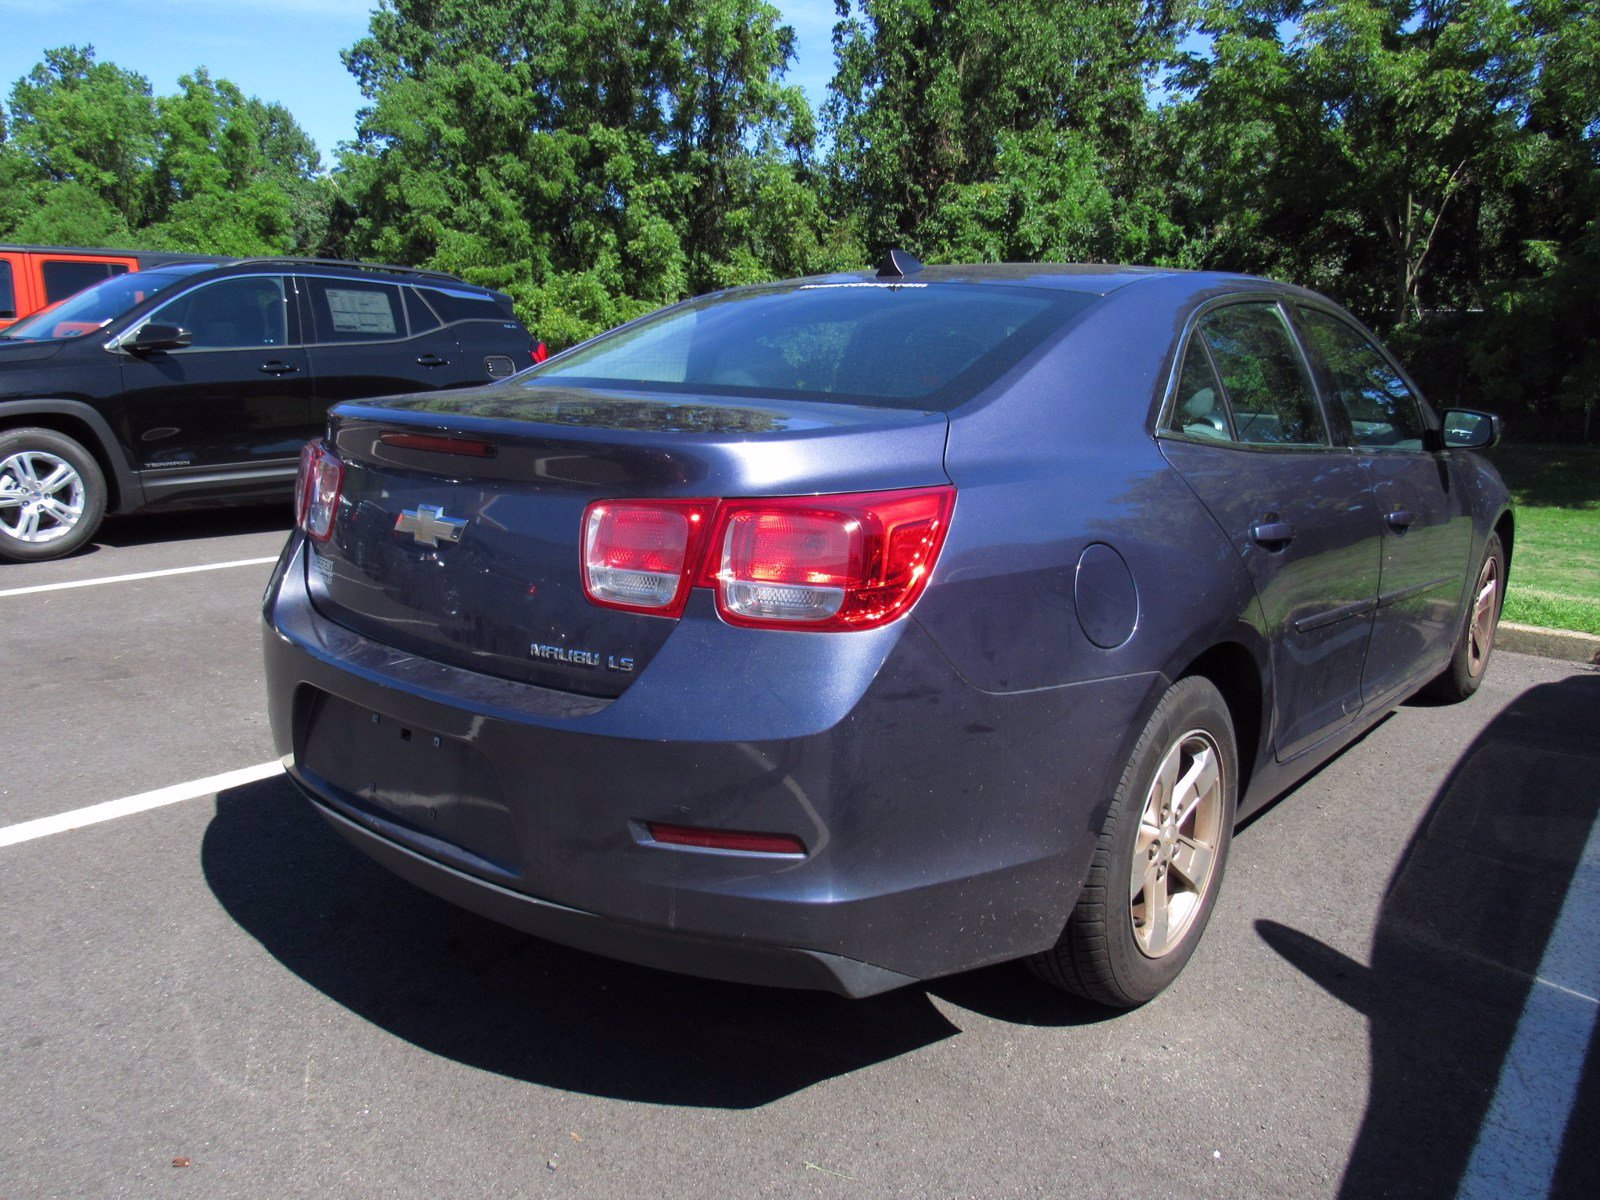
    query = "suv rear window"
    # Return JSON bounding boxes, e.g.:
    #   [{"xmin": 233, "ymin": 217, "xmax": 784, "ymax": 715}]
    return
[
  {"xmin": 0, "ymin": 261, "xmax": 14, "ymax": 319},
  {"xmin": 524, "ymin": 283, "xmax": 1097, "ymax": 410}
]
